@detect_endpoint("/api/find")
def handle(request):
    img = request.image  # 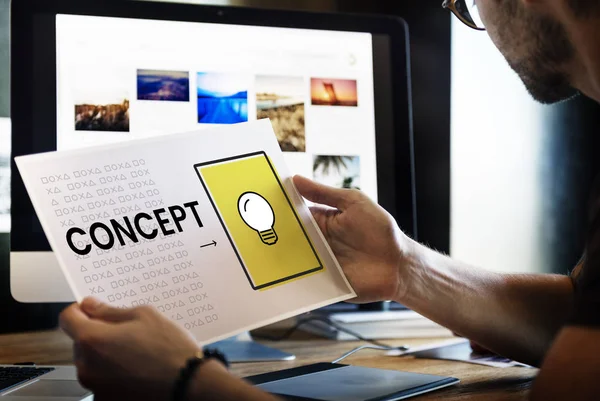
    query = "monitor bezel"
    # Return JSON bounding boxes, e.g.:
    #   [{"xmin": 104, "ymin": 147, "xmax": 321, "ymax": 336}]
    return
[{"xmin": 10, "ymin": 0, "xmax": 416, "ymax": 253}]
